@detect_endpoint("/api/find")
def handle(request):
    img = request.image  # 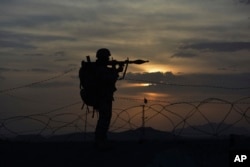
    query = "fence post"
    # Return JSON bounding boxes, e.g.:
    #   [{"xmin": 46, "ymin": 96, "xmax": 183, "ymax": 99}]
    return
[{"xmin": 139, "ymin": 98, "xmax": 147, "ymax": 143}]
